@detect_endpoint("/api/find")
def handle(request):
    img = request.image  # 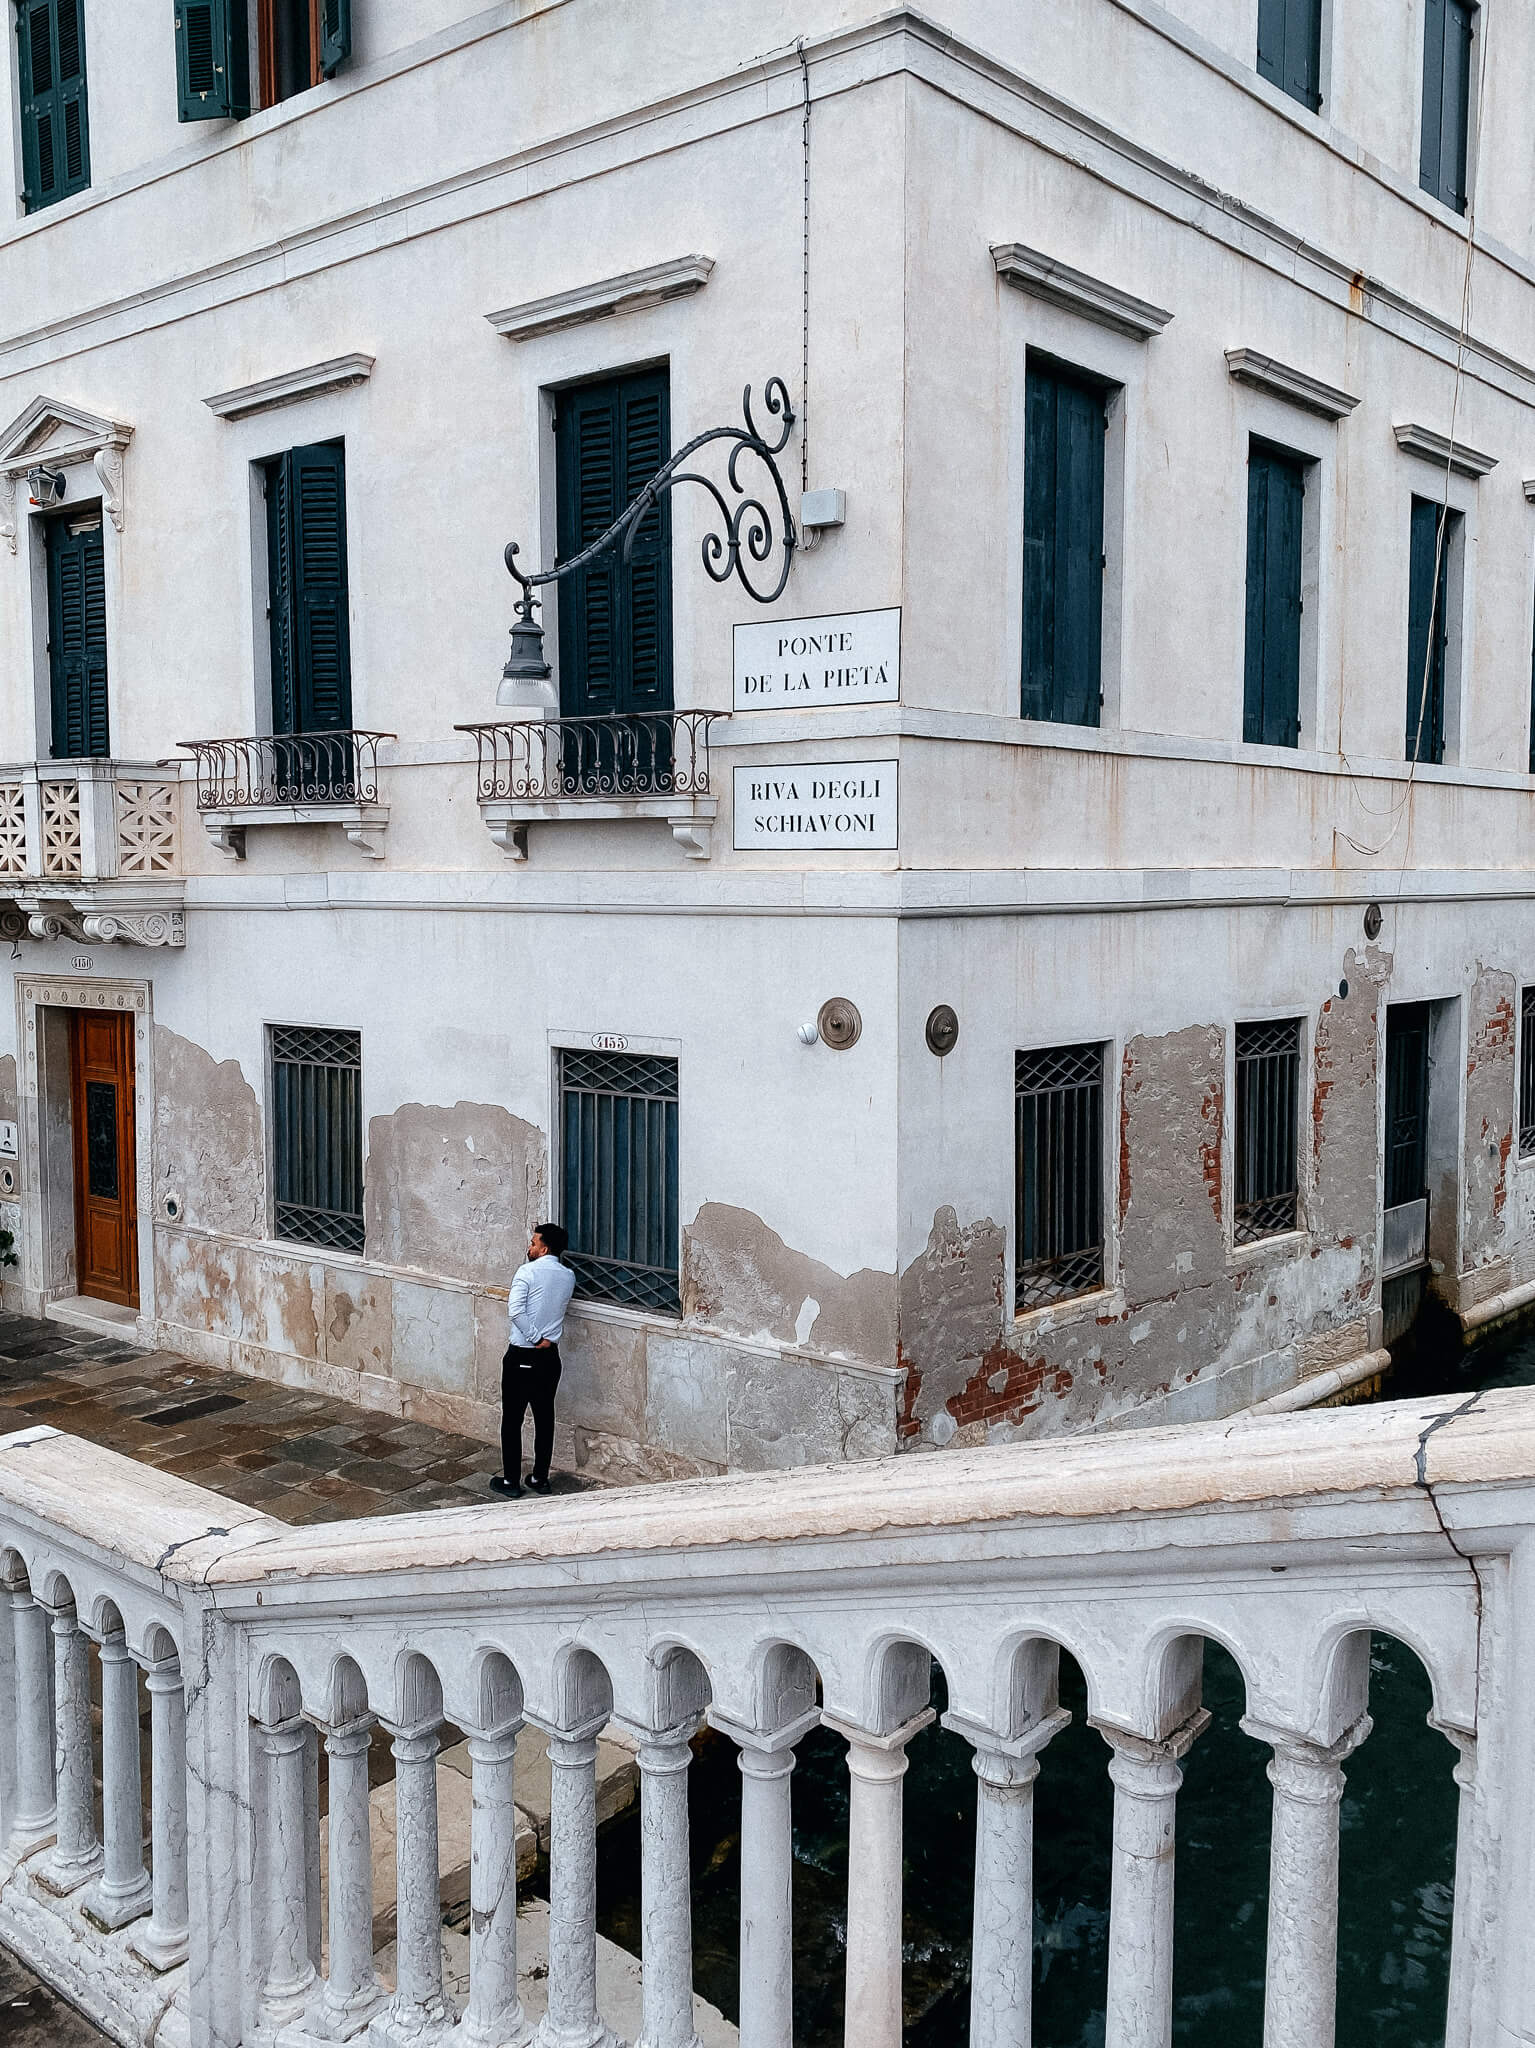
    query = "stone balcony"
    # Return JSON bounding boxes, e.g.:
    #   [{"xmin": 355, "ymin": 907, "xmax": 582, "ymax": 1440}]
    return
[
  {"xmin": 178, "ymin": 731, "xmax": 393, "ymax": 861},
  {"xmin": 0, "ymin": 761, "xmax": 185, "ymax": 949}
]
